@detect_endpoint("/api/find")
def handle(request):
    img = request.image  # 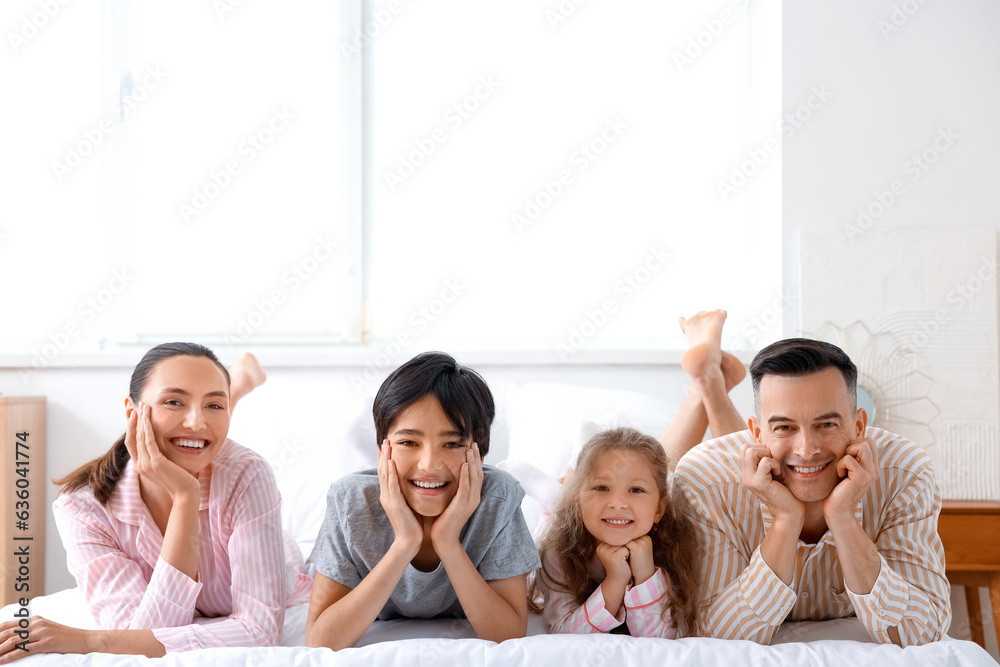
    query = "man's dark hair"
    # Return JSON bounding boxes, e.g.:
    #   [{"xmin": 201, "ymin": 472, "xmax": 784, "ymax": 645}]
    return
[
  {"xmin": 373, "ymin": 351, "xmax": 495, "ymax": 457},
  {"xmin": 749, "ymin": 338, "xmax": 858, "ymax": 415}
]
